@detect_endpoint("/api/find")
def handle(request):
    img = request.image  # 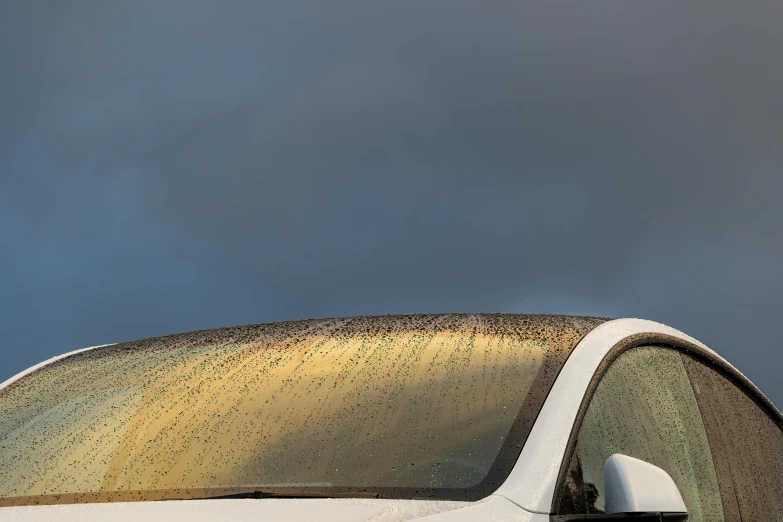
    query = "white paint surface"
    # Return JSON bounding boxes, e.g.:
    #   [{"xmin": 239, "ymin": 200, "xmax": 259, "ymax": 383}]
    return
[
  {"xmin": 0, "ymin": 495, "xmax": 529, "ymax": 522},
  {"xmin": 604, "ymin": 454, "xmax": 687, "ymax": 514}
]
